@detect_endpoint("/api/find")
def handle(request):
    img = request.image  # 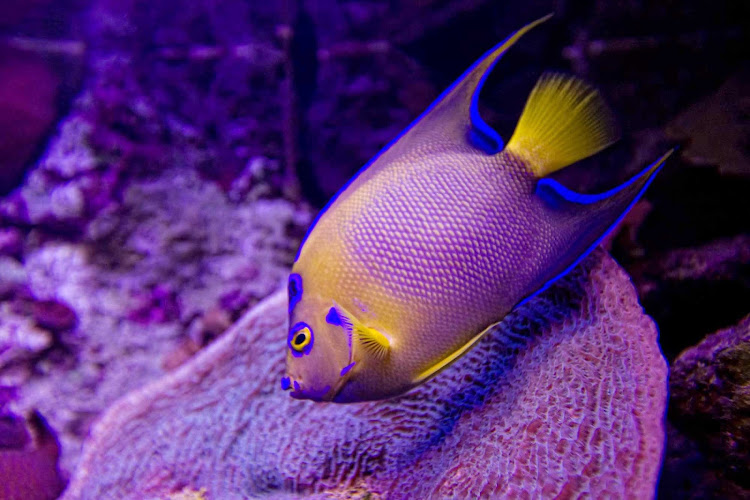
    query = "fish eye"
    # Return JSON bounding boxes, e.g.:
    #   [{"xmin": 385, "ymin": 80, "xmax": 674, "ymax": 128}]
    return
[
  {"xmin": 288, "ymin": 322, "xmax": 313, "ymax": 356},
  {"xmin": 293, "ymin": 331, "xmax": 309, "ymax": 349}
]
